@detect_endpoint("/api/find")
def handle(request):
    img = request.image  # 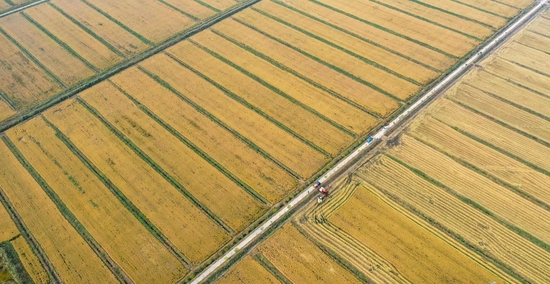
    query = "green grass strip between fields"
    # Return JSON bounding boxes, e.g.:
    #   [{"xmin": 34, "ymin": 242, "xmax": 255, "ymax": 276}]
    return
[
  {"xmin": 158, "ymin": 0, "xmax": 200, "ymax": 21},
  {"xmin": 308, "ymin": 0, "xmax": 459, "ymax": 59},
  {"xmin": 20, "ymin": 12, "xmax": 99, "ymax": 72},
  {"xmin": 1, "ymin": 135, "xmax": 131, "ymax": 283},
  {"xmin": 137, "ymin": 65, "xmax": 301, "ymax": 180},
  {"xmin": 270, "ymin": 0, "xmax": 442, "ymax": 73},
  {"xmin": 164, "ymin": 51, "xmax": 333, "ymax": 157},
  {"xmin": 450, "ymin": 0, "xmax": 510, "ymax": 19},
  {"xmin": 386, "ymin": 154, "xmax": 550, "ymax": 253},
  {"xmin": 410, "ymin": 134, "xmax": 550, "ymax": 211},
  {"xmin": 408, "ymin": 0, "xmax": 499, "ymax": 29},
  {"xmin": 482, "ymin": 70, "xmax": 550, "ymax": 100},
  {"xmin": 108, "ymin": 80, "xmax": 270, "ymax": 206},
  {"xmin": 369, "ymin": 0, "xmax": 484, "ymax": 41},
  {"xmin": 47, "ymin": 2, "xmax": 127, "ymax": 59},
  {"xmin": 0, "ymin": 182, "xmax": 60, "ymax": 283},
  {"xmin": 233, "ymin": 18, "xmax": 404, "ymax": 103},
  {"xmin": 210, "ymin": 29, "xmax": 381, "ymax": 119},
  {"xmin": 190, "ymin": 39, "xmax": 357, "ymax": 137},
  {"xmin": 41, "ymin": 116, "xmax": 192, "ymax": 267},
  {"xmin": 194, "ymin": 0, "xmax": 221, "ymax": 12},
  {"xmin": 361, "ymin": 179, "xmax": 529, "ymax": 283},
  {"xmin": 3, "ymin": 0, "xmax": 14, "ymax": 6},
  {"xmin": 76, "ymin": 97, "xmax": 235, "ymax": 235},
  {"xmin": 79, "ymin": 0, "xmax": 154, "ymax": 46},
  {"xmin": 253, "ymin": 253, "xmax": 292, "ymax": 284},
  {"xmin": 449, "ymin": 98, "xmax": 550, "ymax": 149},
  {"xmin": 252, "ymin": 7, "xmax": 423, "ymax": 85},
  {"xmin": 0, "ymin": 28, "xmax": 65, "ymax": 88},
  {"xmin": 0, "ymin": 90, "xmax": 17, "ymax": 111}
]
